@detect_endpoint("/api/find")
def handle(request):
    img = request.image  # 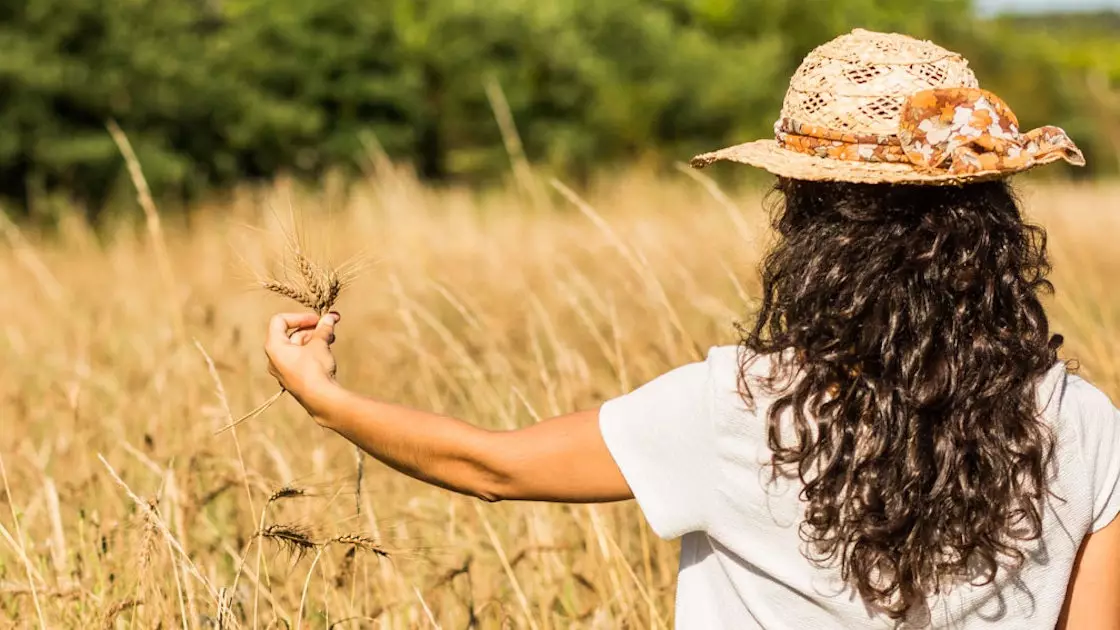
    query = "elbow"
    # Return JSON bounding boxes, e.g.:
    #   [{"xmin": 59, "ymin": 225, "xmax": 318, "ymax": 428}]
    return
[
  {"xmin": 464, "ymin": 467, "xmax": 513, "ymax": 503},
  {"xmin": 471, "ymin": 486, "xmax": 504, "ymax": 504},
  {"xmin": 456, "ymin": 430, "xmax": 517, "ymax": 503}
]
